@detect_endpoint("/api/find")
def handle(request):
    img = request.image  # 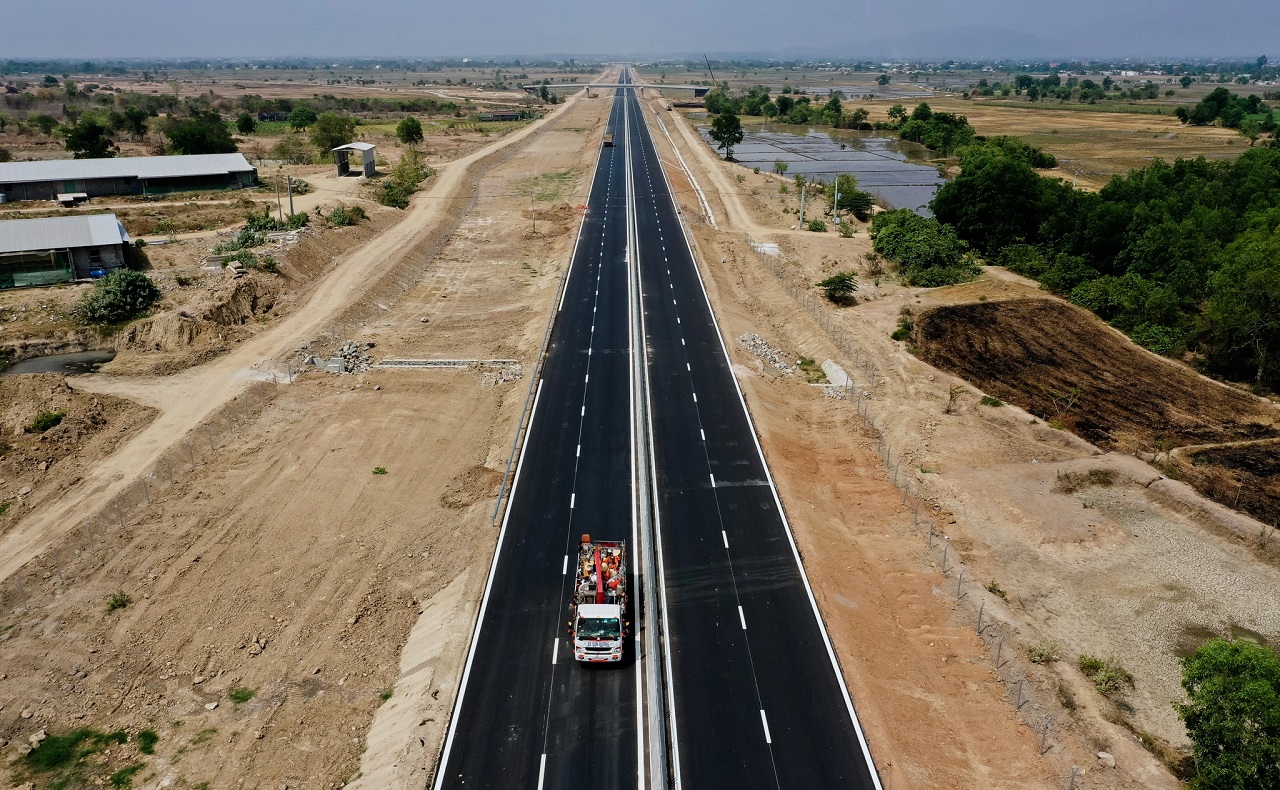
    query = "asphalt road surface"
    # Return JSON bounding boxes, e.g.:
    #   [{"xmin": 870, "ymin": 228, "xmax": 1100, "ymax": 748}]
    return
[
  {"xmin": 623, "ymin": 74, "xmax": 882, "ymax": 789},
  {"xmin": 434, "ymin": 88, "xmax": 641, "ymax": 790}
]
